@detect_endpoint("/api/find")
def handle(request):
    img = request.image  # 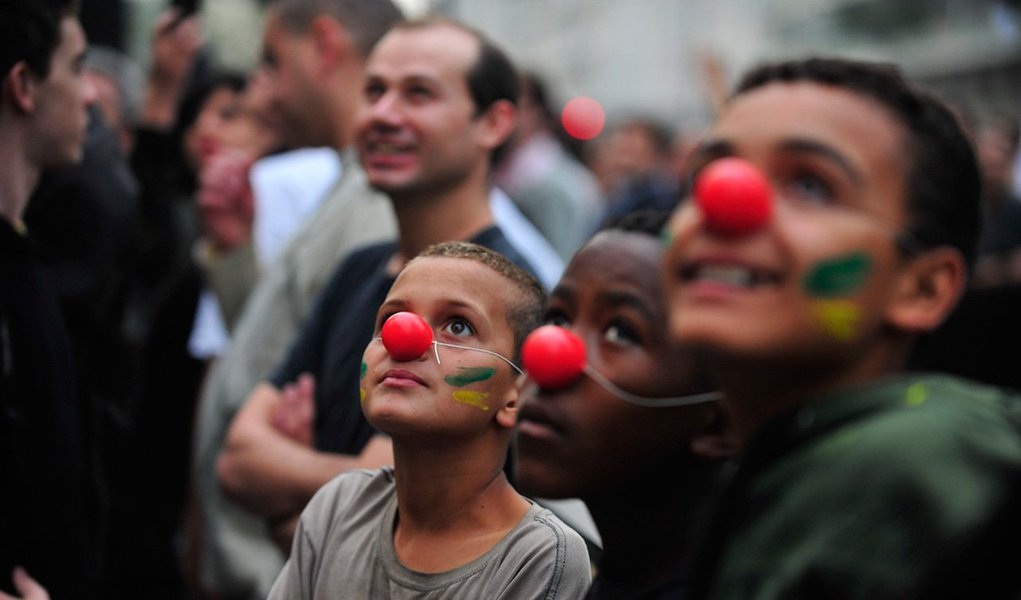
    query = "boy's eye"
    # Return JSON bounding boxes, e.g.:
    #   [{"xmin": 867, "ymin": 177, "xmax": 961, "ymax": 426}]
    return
[
  {"xmin": 443, "ymin": 318, "xmax": 475, "ymax": 338},
  {"xmin": 543, "ymin": 309, "xmax": 570, "ymax": 328},
  {"xmin": 604, "ymin": 320, "xmax": 640, "ymax": 345},
  {"xmin": 375, "ymin": 310, "xmax": 398, "ymax": 333},
  {"xmin": 785, "ymin": 172, "xmax": 834, "ymax": 204}
]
